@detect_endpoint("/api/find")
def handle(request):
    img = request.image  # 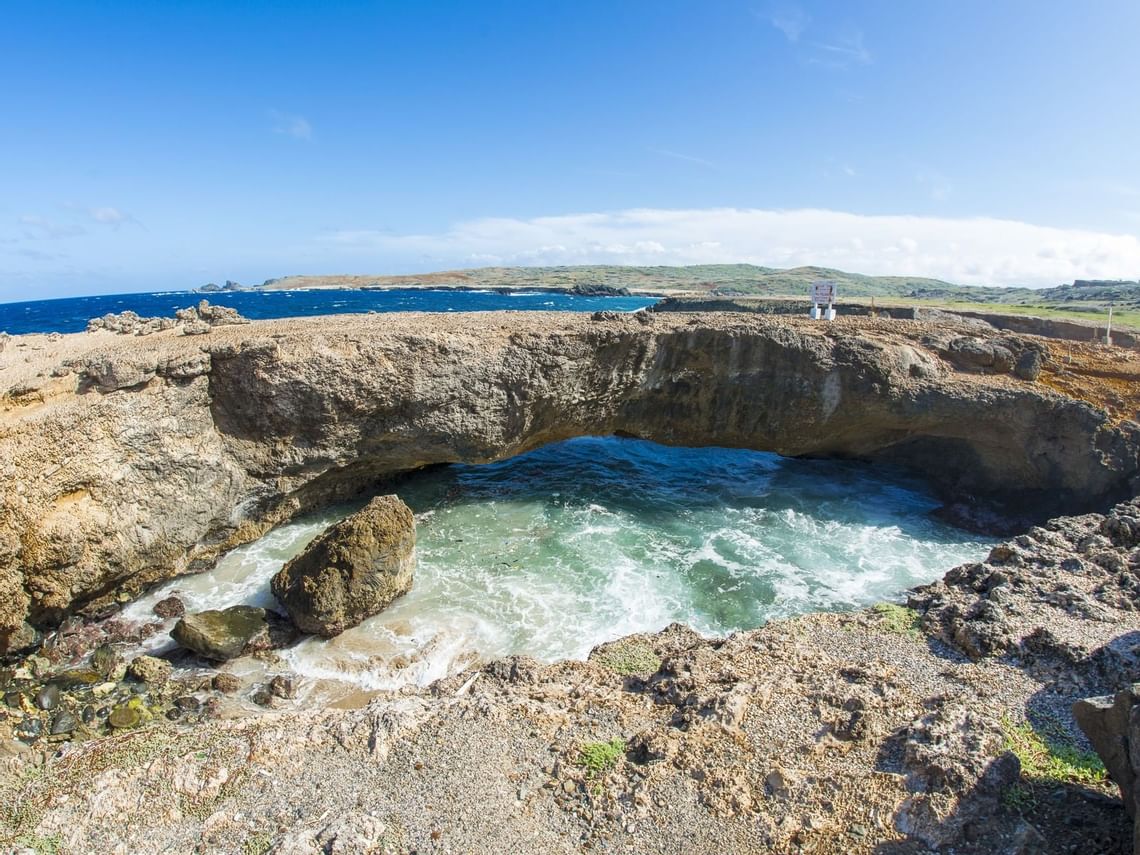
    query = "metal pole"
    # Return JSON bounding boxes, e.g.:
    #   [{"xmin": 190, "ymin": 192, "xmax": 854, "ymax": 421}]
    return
[{"xmin": 1106, "ymin": 305, "xmax": 1113, "ymax": 346}]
